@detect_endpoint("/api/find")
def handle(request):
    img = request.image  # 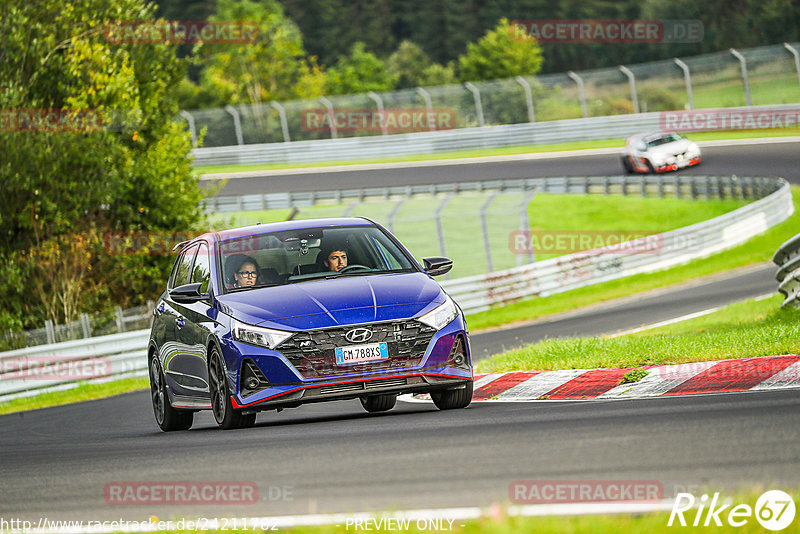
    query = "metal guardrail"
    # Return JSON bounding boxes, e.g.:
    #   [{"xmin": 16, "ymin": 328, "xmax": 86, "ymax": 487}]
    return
[
  {"xmin": 442, "ymin": 176, "xmax": 792, "ymax": 313},
  {"xmin": 0, "ymin": 175, "xmax": 791, "ymax": 401},
  {"xmin": 773, "ymin": 233, "xmax": 800, "ymax": 307},
  {"xmin": 191, "ymin": 103, "xmax": 800, "ymax": 167},
  {"xmin": 0, "ymin": 330, "xmax": 149, "ymax": 401}
]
